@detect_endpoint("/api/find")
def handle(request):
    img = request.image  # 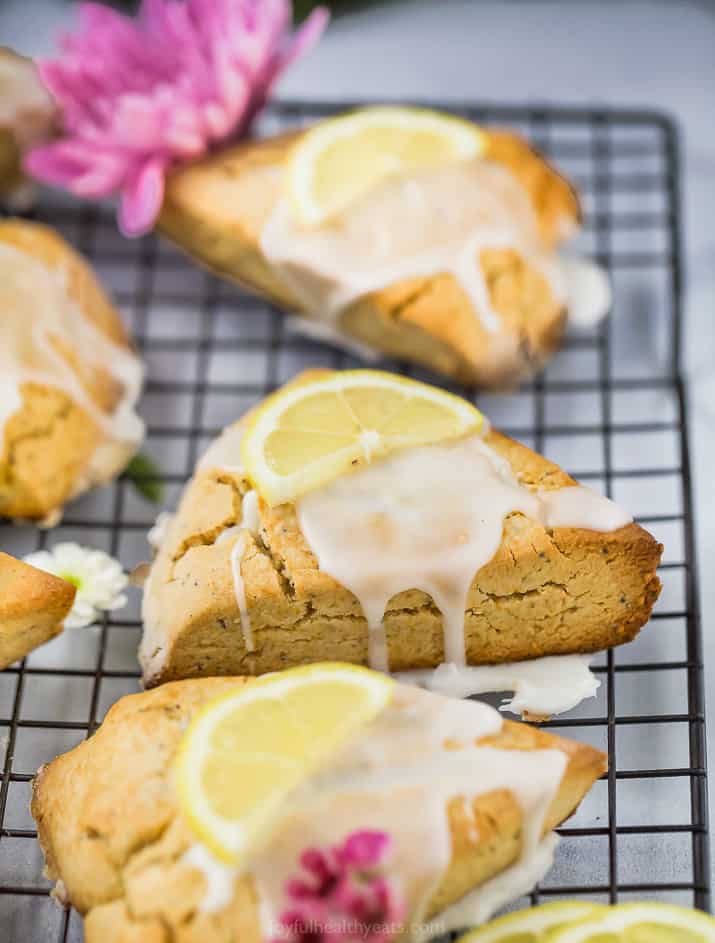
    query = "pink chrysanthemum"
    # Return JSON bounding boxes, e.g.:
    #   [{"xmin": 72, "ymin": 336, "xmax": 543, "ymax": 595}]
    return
[
  {"xmin": 275, "ymin": 831, "xmax": 406, "ymax": 943},
  {"xmin": 25, "ymin": 0, "xmax": 328, "ymax": 236}
]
